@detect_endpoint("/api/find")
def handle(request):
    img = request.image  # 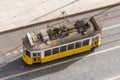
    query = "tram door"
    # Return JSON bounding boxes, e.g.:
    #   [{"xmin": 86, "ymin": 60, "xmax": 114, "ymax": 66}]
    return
[
  {"xmin": 92, "ymin": 36, "xmax": 99, "ymax": 47},
  {"xmin": 32, "ymin": 53, "xmax": 41, "ymax": 63}
]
